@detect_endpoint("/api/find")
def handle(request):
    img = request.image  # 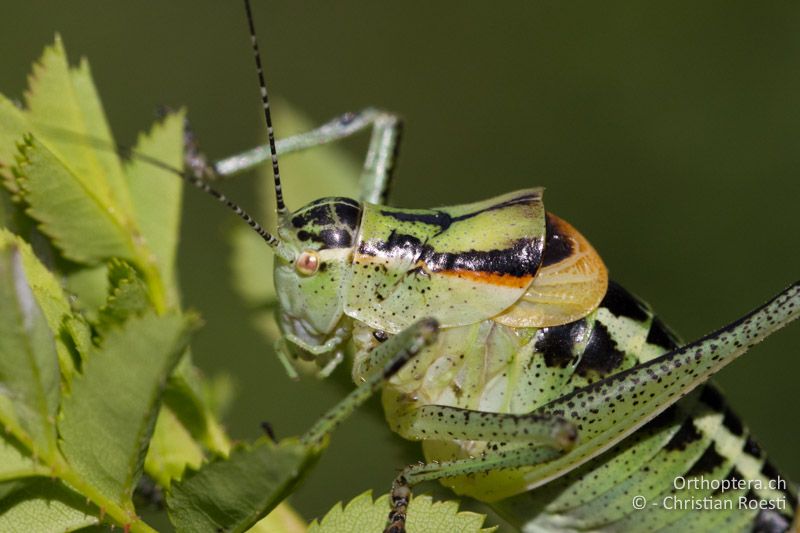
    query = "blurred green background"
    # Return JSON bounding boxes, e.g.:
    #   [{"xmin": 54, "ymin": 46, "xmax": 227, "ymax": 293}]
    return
[{"xmin": 3, "ymin": 1, "xmax": 798, "ymax": 528}]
